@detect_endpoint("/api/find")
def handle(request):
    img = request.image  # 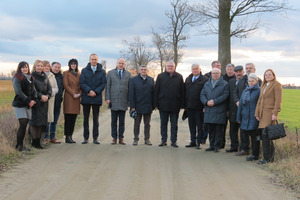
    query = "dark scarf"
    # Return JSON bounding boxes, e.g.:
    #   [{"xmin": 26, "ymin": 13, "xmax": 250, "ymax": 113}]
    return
[{"xmin": 243, "ymin": 83, "xmax": 259, "ymax": 105}]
